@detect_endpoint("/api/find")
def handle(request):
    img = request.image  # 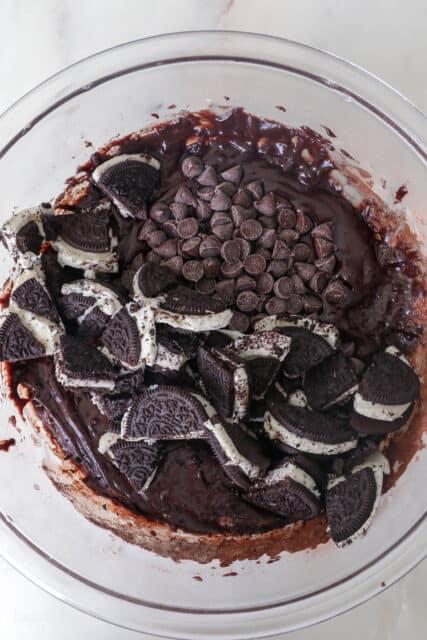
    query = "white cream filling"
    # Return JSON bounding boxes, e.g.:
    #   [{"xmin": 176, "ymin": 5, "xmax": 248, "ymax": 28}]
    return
[
  {"xmin": 288, "ymin": 389, "xmax": 308, "ymax": 408},
  {"xmin": 127, "ymin": 303, "xmax": 157, "ymax": 368},
  {"xmin": 353, "ymin": 392, "xmax": 411, "ymax": 422},
  {"xmin": 153, "ymin": 341, "xmax": 189, "ymax": 371},
  {"xmin": 323, "ymin": 383, "xmax": 359, "ymax": 409},
  {"xmin": 254, "ymin": 315, "xmax": 339, "ymax": 348},
  {"xmin": 6, "ymin": 305, "xmax": 61, "ymax": 354},
  {"xmin": 385, "ymin": 345, "xmax": 411, "ymax": 366},
  {"xmin": 55, "ymin": 366, "xmax": 115, "ymax": 391},
  {"xmin": 92, "ymin": 153, "xmax": 160, "ymax": 218},
  {"xmin": 51, "ymin": 238, "xmax": 118, "ymax": 273},
  {"xmin": 61, "ymin": 280, "xmax": 122, "ymax": 327},
  {"xmin": 215, "ymin": 351, "xmax": 249, "ymax": 421},
  {"xmin": 230, "ymin": 331, "xmax": 291, "ymax": 361},
  {"xmin": 264, "ymin": 410, "xmax": 358, "ymax": 455},
  {"xmin": 265, "ymin": 461, "xmax": 320, "ymax": 498},
  {"xmin": 274, "ymin": 382, "xmax": 288, "ymax": 401},
  {"xmin": 154, "ymin": 308, "xmax": 233, "ymax": 332}
]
